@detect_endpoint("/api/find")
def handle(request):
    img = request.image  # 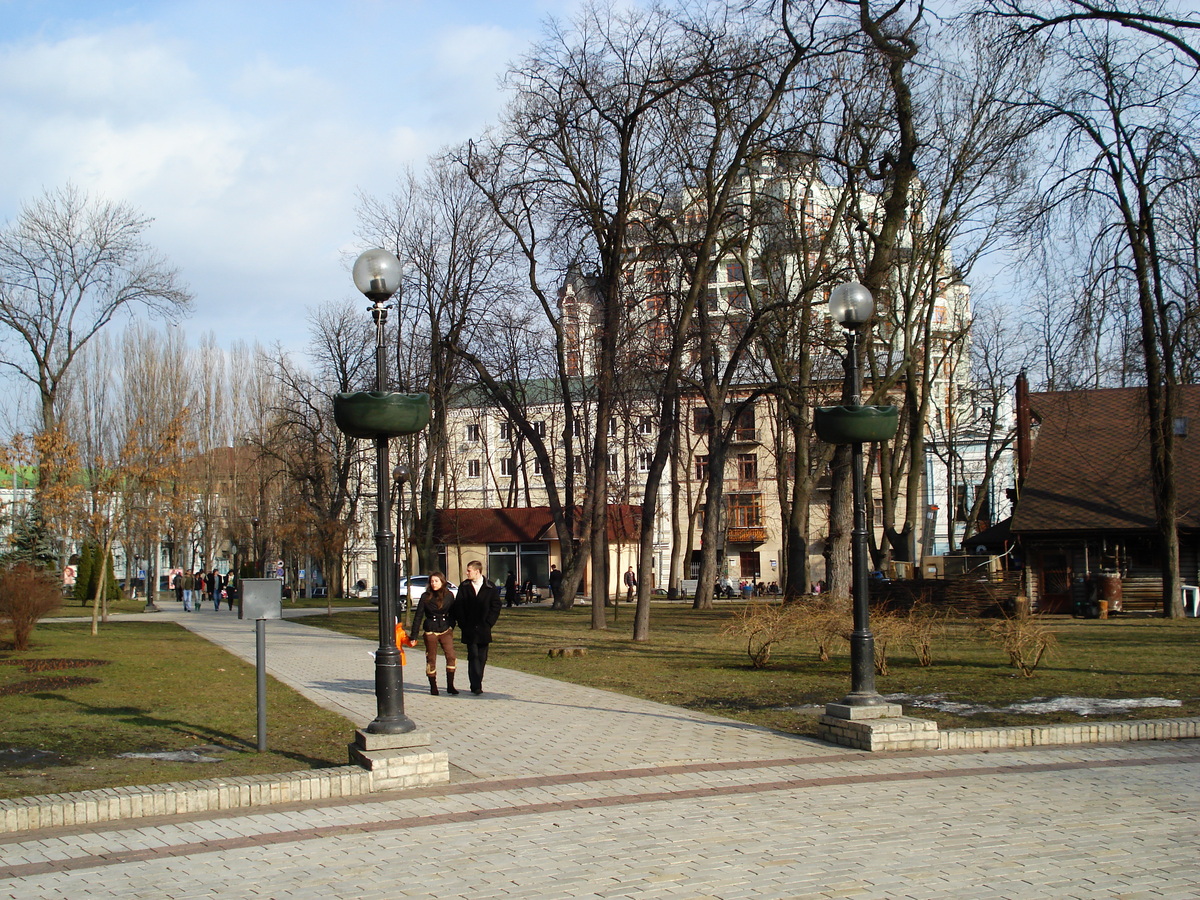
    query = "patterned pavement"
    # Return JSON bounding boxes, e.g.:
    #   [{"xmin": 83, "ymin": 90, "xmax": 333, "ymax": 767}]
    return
[{"xmin": 1, "ymin": 603, "xmax": 1196, "ymax": 898}]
